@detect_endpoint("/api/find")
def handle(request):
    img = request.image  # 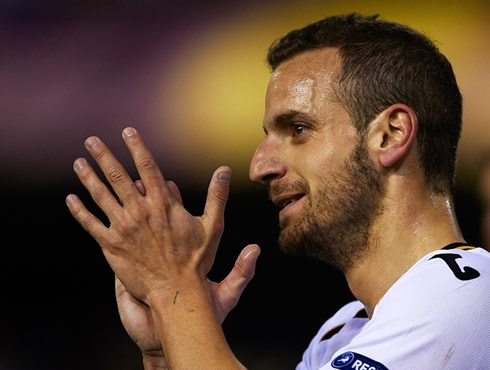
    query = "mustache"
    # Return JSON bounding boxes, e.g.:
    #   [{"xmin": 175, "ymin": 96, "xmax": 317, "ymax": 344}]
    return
[{"xmin": 268, "ymin": 179, "xmax": 310, "ymax": 201}]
